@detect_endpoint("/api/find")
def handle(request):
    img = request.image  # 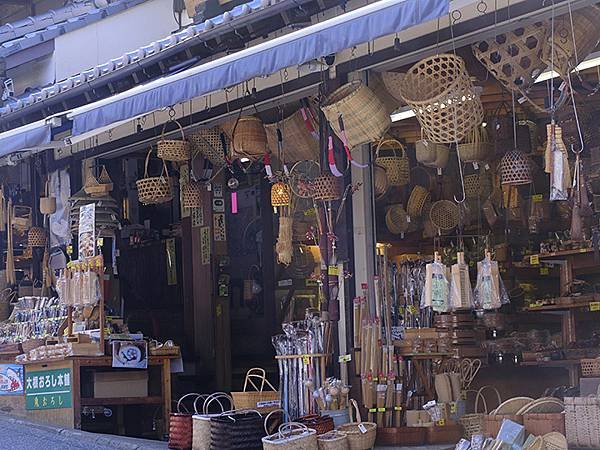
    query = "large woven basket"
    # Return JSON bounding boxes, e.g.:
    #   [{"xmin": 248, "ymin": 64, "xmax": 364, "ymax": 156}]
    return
[
  {"xmin": 192, "ymin": 393, "xmax": 233, "ymax": 450},
  {"xmin": 472, "ymin": 22, "xmax": 548, "ymax": 96},
  {"xmin": 523, "ymin": 413, "xmax": 565, "ymax": 436},
  {"xmin": 398, "ymin": 53, "xmax": 483, "ymax": 143},
  {"xmin": 542, "ymin": 6, "xmax": 600, "ymax": 78},
  {"xmin": 231, "ymin": 368, "xmax": 280, "ymax": 413},
  {"xmin": 370, "ymin": 72, "xmax": 402, "ymax": 114},
  {"xmin": 210, "ymin": 410, "xmax": 265, "ymax": 450},
  {"xmin": 375, "ymin": 139, "xmax": 409, "ymax": 186},
  {"xmin": 500, "ymin": 150, "xmax": 533, "ymax": 185},
  {"xmin": 182, "ymin": 181, "xmax": 204, "ymax": 209},
  {"xmin": 189, "ymin": 127, "xmax": 229, "ymax": 166},
  {"xmin": 321, "ymin": 81, "xmax": 390, "ymax": 148},
  {"xmin": 136, "ymin": 149, "xmax": 173, "ymax": 205},
  {"xmin": 317, "ymin": 430, "xmax": 349, "ymax": 450},
  {"xmin": 337, "ymin": 400, "xmax": 376, "ymax": 450},
  {"xmin": 407, "ymin": 185, "xmax": 430, "ymax": 218},
  {"xmin": 430, "ymin": 200, "xmax": 459, "ymax": 231},
  {"xmin": 458, "ymin": 126, "xmax": 493, "ymax": 163},
  {"xmin": 415, "ymin": 138, "xmax": 449, "ymax": 169},
  {"xmin": 565, "ymin": 386, "xmax": 600, "ymax": 448},
  {"xmin": 262, "ymin": 423, "xmax": 318, "ymax": 450},
  {"xmin": 381, "ymin": 71, "xmax": 406, "ymax": 104},
  {"xmin": 313, "ymin": 173, "xmax": 344, "ymax": 201},
  {"xmin": 158, "ymin": 120, "xmax": 191, "ymax": 162},
  {"xmin": 170, "ymin": 393, "xmax": 201, "ymax": 450},
  {"xmin": 385, "ymin": 204, "xmax": 410, "ymax": 235},
  {"xmin": 232, "ymin": 116, "xmax": 268, "ymax": 160},
  {"xmin": 264, "ymin": 105, "xmax": 319, "ymax": 163}
]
